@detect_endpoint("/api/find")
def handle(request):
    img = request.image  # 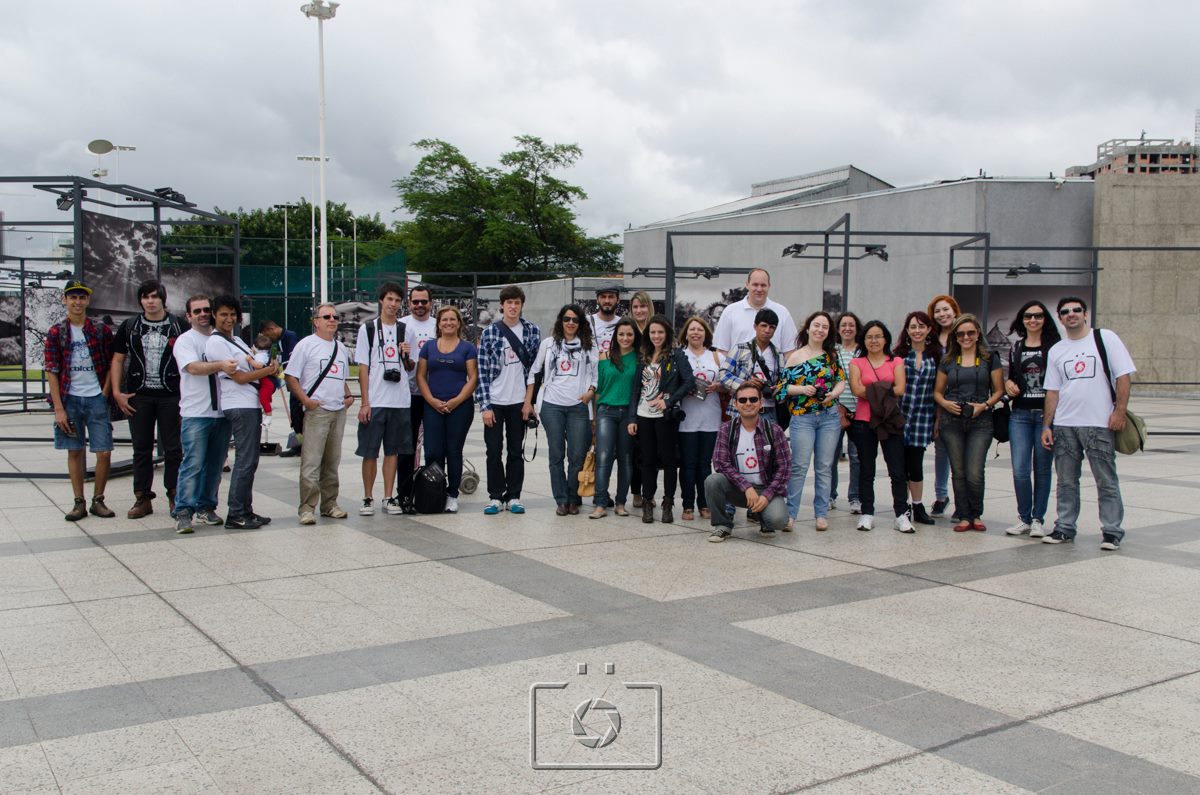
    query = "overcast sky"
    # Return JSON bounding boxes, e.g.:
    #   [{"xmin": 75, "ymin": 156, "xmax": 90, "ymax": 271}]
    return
[{"xmin": 2, "ymin": 0, "xmax": 1198, "ymax": 255}]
